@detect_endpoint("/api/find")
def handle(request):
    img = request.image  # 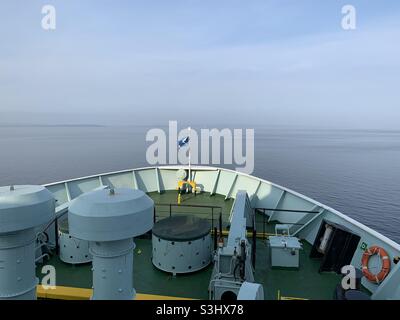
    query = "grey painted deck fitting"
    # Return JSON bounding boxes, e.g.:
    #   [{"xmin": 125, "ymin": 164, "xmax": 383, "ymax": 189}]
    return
[
  {"xmin": 0, "ymin": 185, "xmax": 55, "ymax": 300},
  {"xmin": 68, "ymin": 188, "xmax": 154, "ymax": 300}
]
